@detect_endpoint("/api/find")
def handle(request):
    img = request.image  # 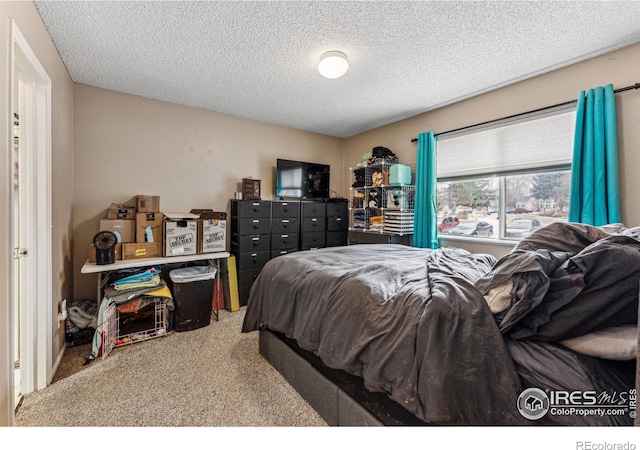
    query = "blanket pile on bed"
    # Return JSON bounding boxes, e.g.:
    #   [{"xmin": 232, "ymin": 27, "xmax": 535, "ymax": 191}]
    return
[{"xmin": 242, "ymin": 222, "xmax": 639, "ymax": 426}]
